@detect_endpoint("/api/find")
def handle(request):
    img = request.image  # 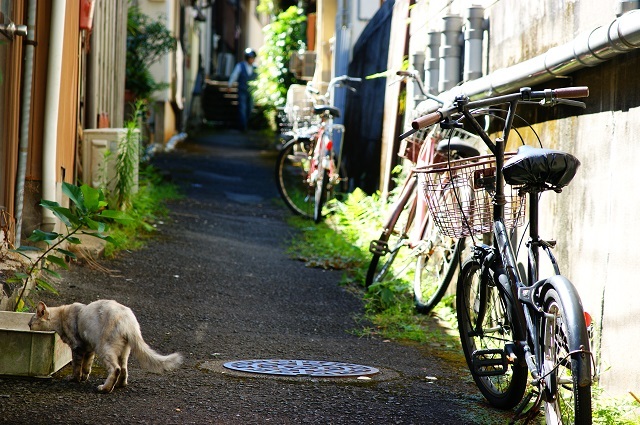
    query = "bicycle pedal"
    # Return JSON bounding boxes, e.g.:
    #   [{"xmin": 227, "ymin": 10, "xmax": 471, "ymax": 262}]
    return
[
  {"xmin": 369, "ymin": 240, "xmax": 389, "ymax": 256},
  {"xmin": 472, "ymin": 349, "xmax": 508, "ymax": 376}
]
